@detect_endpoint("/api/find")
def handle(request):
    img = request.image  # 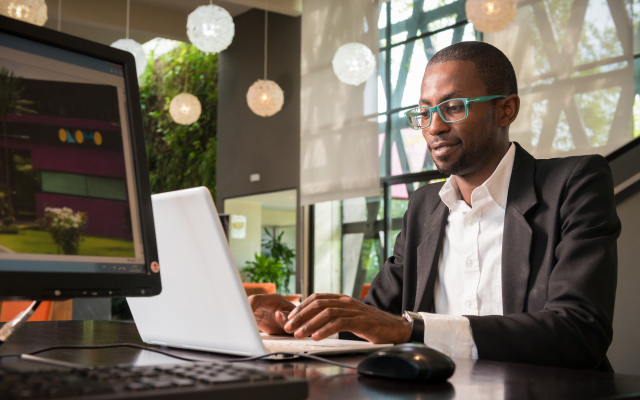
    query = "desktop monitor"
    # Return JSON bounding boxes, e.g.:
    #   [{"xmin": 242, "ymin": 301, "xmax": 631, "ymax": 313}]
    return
[{"xmin": 0, "ymin": 15, "xmax": 160, "ymax": 300}]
